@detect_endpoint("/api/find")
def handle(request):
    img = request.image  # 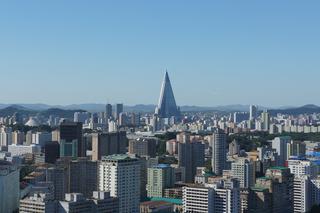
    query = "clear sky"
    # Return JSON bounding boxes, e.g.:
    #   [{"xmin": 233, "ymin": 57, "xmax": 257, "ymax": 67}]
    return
[{"xmin": 0, "ymin": 1, "xmax": 319, "ymax": 107}]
